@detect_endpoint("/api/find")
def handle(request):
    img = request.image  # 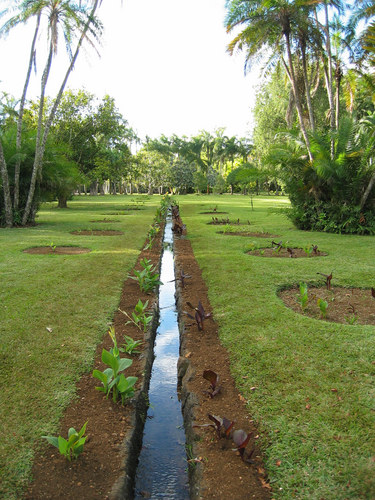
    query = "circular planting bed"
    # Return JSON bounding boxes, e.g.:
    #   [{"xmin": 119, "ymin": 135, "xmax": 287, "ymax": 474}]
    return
[
  {"xmin": 279, "ymin": 285, "xmax": 375, "ymax": 326},
  {"xmin": 71, "ymin": 230, "xmax": 123, "ymax": 236},
  {"xmin": 90, "ymin": 219, "xmax": 120, "ymax": 223},
  {"xmin": 23, "ymin": 246, "xmax": 91, "ymax": 255},
  {"xmin": 218, "ymin": 231, "xmax": 279, "ymax": 238},
  {"xmin": 200, "ymin": 211, "xmax": 229, "ymax": 214},
  {"xmin": 103, "ymin": 212, "xmax": 130, "ymax": 216},
  {"xmin": 247, "ymin": 247, "xmax": 327, "ymax": 258}
]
